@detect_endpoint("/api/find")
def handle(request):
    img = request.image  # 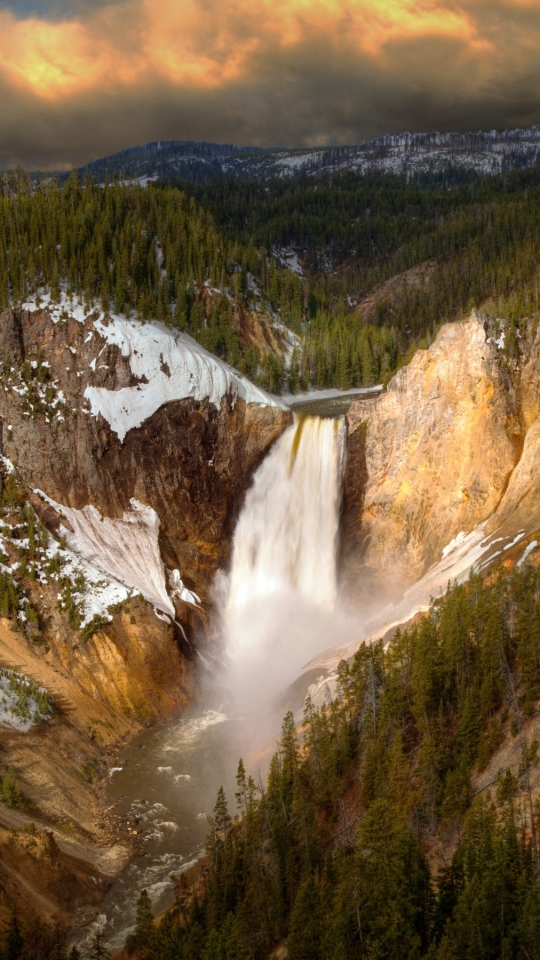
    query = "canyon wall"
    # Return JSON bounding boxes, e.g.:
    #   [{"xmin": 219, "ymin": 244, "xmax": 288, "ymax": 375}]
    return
[
  {"xmin": 342, "ymin": 313, "xmax": 540, "ymax": 601},
  {"xmin": 0, "ymin": 299, "xmax": 290, "ymax": 926},
  {"xmin": 0, "ymin": 300, "xmax": 290, "ymax": 771}
]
